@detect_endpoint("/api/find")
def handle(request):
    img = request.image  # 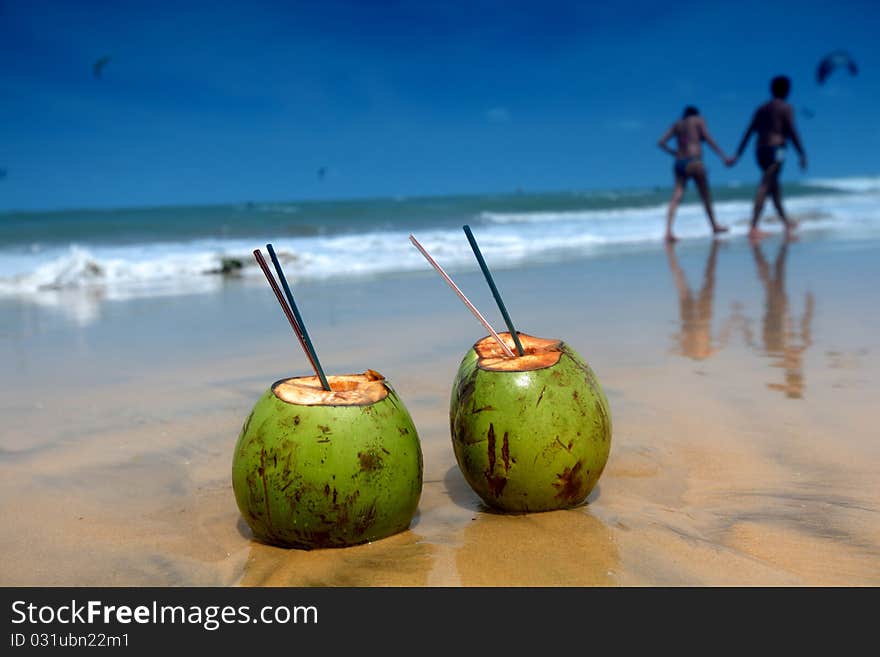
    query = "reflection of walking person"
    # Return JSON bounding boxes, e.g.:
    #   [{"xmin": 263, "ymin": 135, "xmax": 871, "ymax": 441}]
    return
[
  {"xmin": 665, "ymin": 240, "xmax": 723, "ymax": 360},
  {"xmin": 729, "ymin": 76, "xmax": 808, "ymax": 243},
  {"xmin": 750, "ymin": 241, "xmax": 814, "ymax": 398},
  {"xmin": 657, "ymin": 106, "xmax": 730, "ymax": 243}
]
